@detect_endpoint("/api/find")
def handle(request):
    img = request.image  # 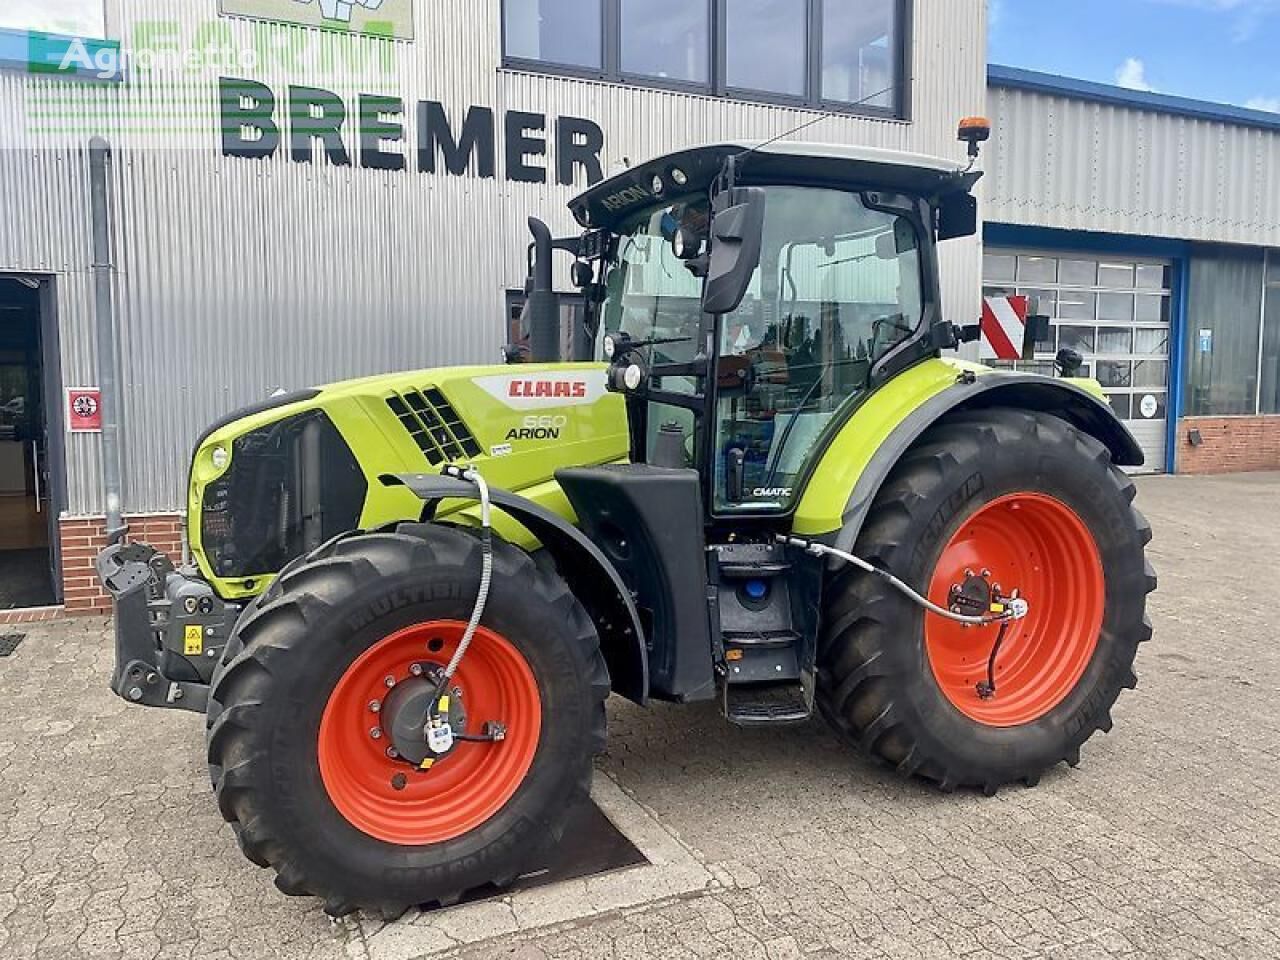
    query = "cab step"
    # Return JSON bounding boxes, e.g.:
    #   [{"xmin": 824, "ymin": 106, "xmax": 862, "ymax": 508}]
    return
[
  {"xmin": 723, "ymin": 629, "xmax": 801, "ymax": 650},
  {"xmin": 724, "ymin": 682, "xmax": 811, "ymax": 726}
]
